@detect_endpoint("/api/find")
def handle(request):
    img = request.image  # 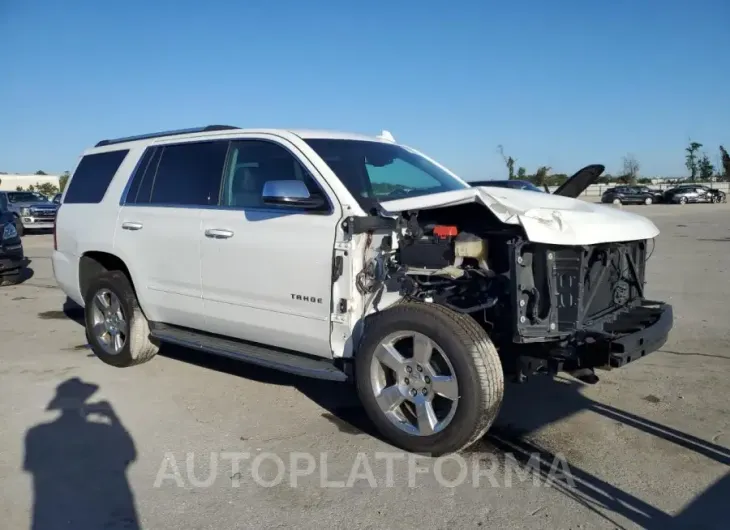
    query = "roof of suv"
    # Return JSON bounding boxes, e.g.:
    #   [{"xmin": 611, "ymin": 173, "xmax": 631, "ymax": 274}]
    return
[{"xmin": 91, "ymin": 125, "xmax": 390, "ymax": 152}]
